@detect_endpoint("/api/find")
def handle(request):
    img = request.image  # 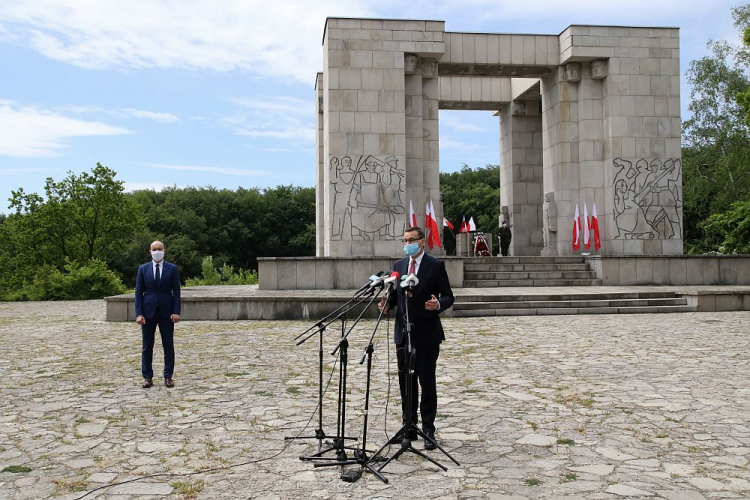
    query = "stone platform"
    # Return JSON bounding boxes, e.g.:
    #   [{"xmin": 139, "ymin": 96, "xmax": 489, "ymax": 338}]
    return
[{"xmin": 105, "ymin": 285, "xmax": 750, "ymax": 321}]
